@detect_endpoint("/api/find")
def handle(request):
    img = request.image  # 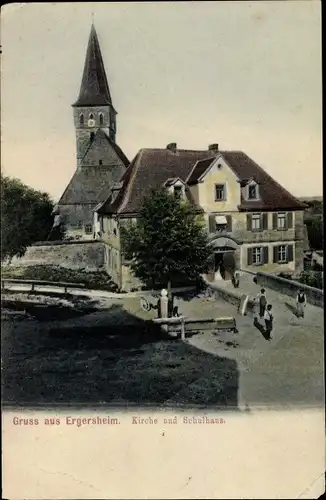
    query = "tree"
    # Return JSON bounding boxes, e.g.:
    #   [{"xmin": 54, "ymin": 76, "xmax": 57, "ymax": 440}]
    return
[
  {"xmin": 120, "ymin": 188, "xmax": 211, "ymax": 290},
  {"xmin": 305, "ymin": 216, "xmax": 323, "ymax": 250},
  {"xmin": 1, "ymin": 175, "xmax": 55, "ymax": 261}
]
